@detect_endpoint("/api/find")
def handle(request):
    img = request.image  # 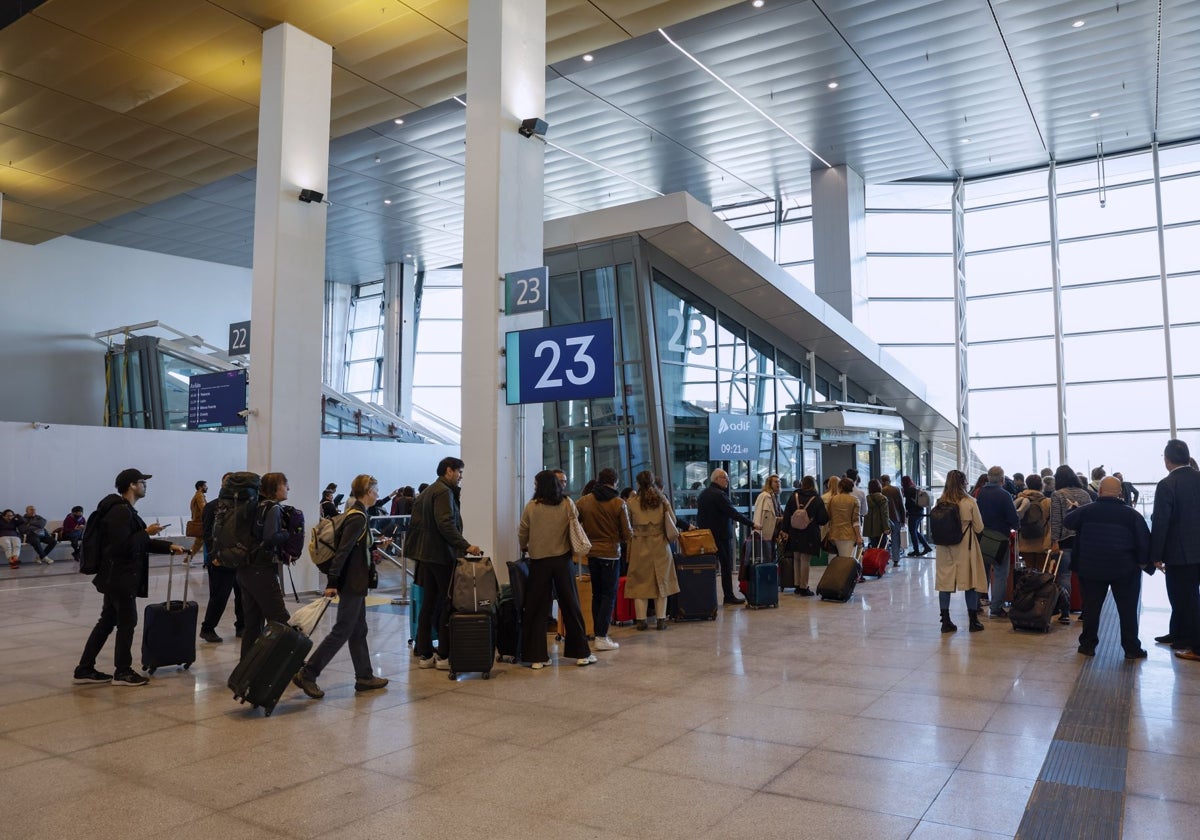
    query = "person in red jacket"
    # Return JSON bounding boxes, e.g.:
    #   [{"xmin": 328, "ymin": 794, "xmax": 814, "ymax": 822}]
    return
[{"xmin": 61, "ymin": 506, "xmax": 87, "ymax": 562}]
